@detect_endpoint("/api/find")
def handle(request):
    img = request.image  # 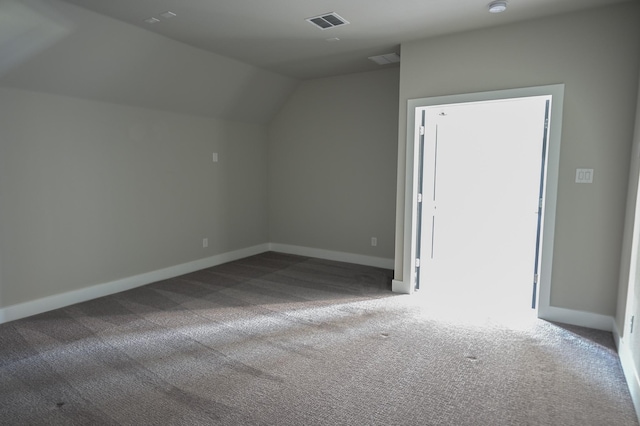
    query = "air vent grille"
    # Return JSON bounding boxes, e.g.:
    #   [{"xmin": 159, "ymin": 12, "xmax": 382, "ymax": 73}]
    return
[
  {"xmin": 306, "ymin": 12, "xmax": 349, "ymax": 30},
  {"xmin": 368, "ymin": 53, "xmax": 401, "ymax": 65}
]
